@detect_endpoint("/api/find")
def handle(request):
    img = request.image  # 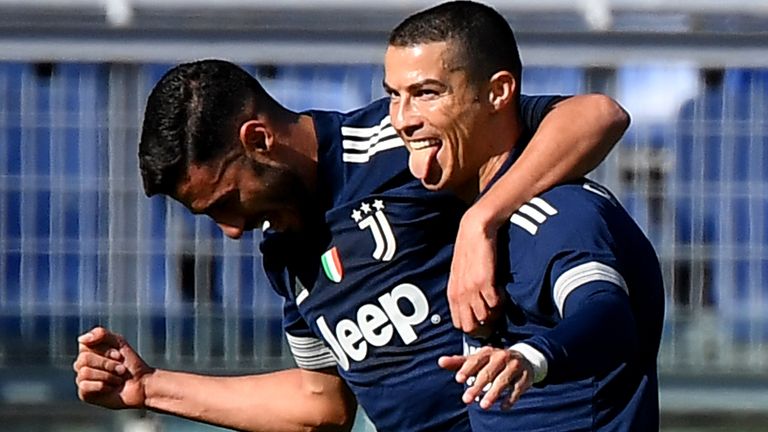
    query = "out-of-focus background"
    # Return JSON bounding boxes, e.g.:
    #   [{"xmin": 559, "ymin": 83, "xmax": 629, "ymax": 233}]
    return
[{"xmin": 0, "ymin": 1, "xmax": 767, "ymax": 431}]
